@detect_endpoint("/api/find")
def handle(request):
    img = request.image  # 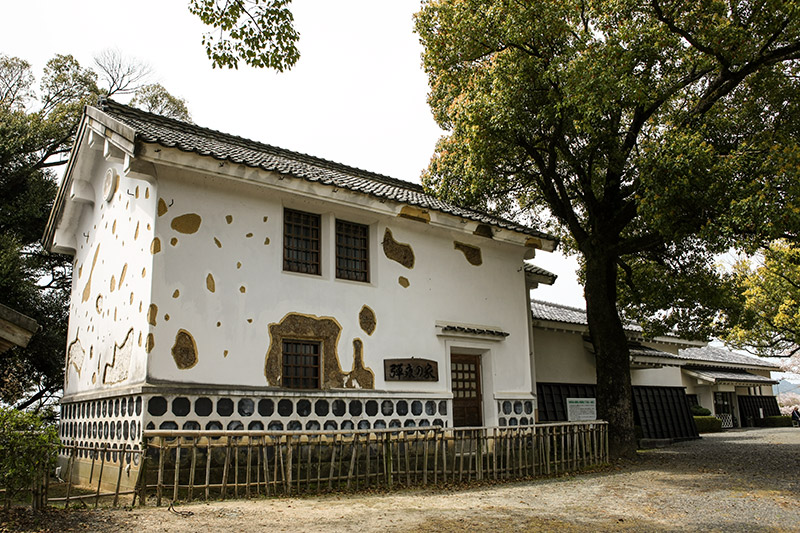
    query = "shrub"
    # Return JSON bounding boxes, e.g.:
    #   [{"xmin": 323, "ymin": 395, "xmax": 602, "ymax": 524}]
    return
[
  {"xmin": 690, "ymin": 404, "xmax": 711, "ymax": 416},
  {"xmin": 761, "ymin": 415, "xmax": 792, "ymax": 428},
  {"xmin": 0, "ymin": 407, "xmax": 60, "ymax": 508},
  {"xmin": 694, "ymin": 416, "xmax": 722, "ymax": 433}
]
